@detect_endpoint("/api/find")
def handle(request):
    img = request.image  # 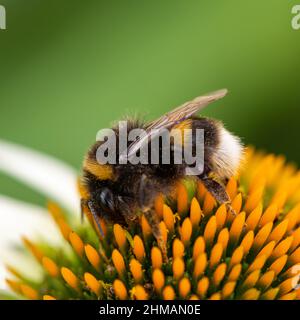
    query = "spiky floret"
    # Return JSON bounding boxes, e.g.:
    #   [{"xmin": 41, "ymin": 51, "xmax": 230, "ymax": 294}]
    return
[{"xmin": 5, "ymin": 148, "xmax": 300, "ymax": 300}]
